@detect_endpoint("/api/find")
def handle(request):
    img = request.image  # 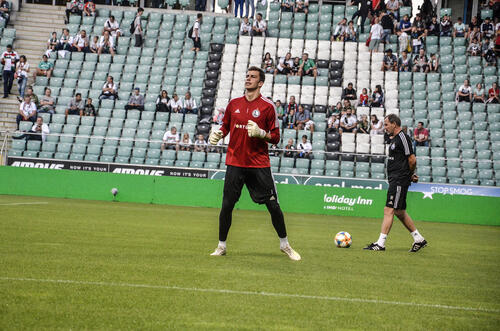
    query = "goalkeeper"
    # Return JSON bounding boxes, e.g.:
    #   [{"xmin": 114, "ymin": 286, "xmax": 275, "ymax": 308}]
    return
[{"xmin": 208, "ymin": 66, "xmax": 301, "ymax": 261}]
